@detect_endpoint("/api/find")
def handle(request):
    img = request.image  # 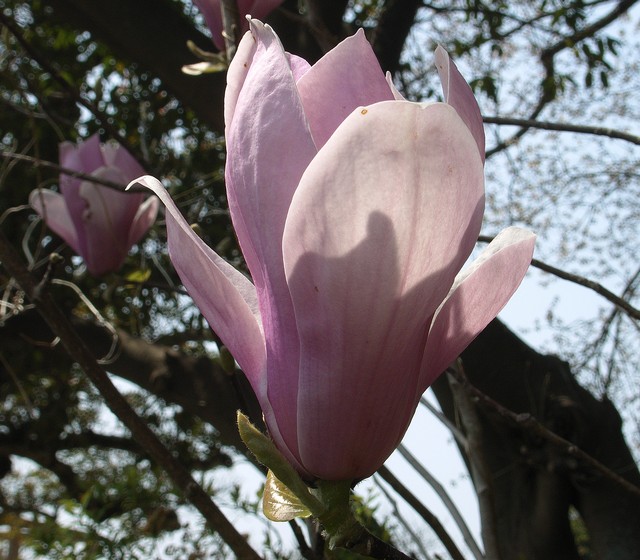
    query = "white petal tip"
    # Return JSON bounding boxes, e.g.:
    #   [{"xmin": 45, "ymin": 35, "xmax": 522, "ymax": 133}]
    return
[
  {"xmin": 126, "ymin": 175, "xmax": 162, "ymax": 192},
  {"xmin": 434, "ymin": 44, "xmax": 448, "ymax": 64}
]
